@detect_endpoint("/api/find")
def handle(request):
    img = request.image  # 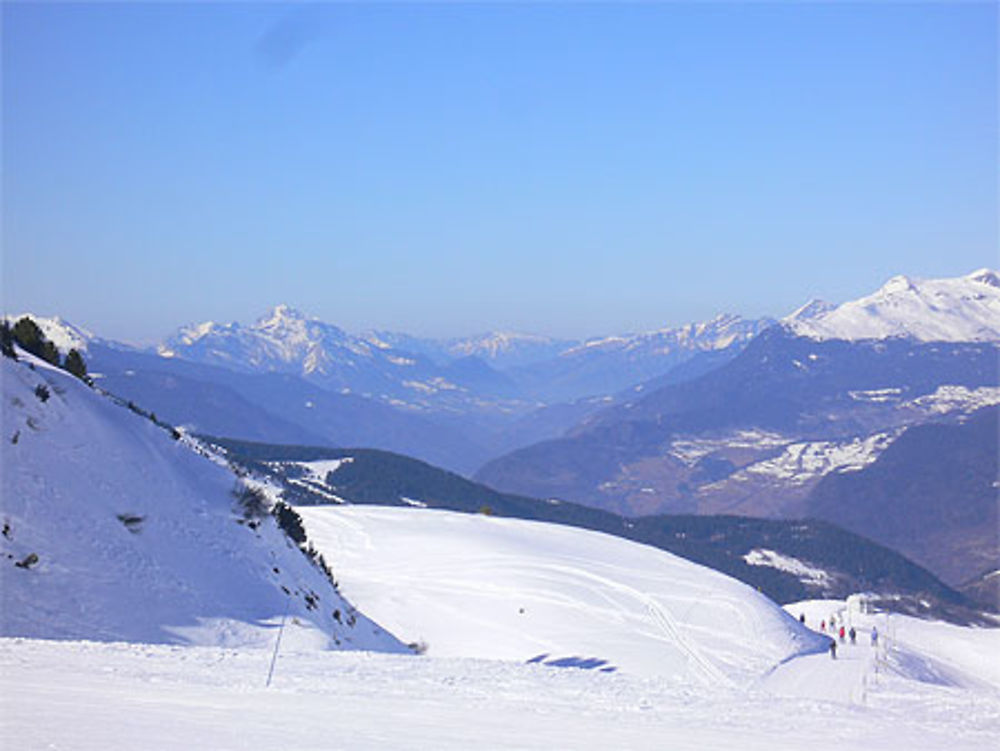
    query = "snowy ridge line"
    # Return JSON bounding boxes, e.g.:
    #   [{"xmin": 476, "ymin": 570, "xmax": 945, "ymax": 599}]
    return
[{"xmin": 783, "ymin": 268, "xmax": 1000, "ymax": 343}]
